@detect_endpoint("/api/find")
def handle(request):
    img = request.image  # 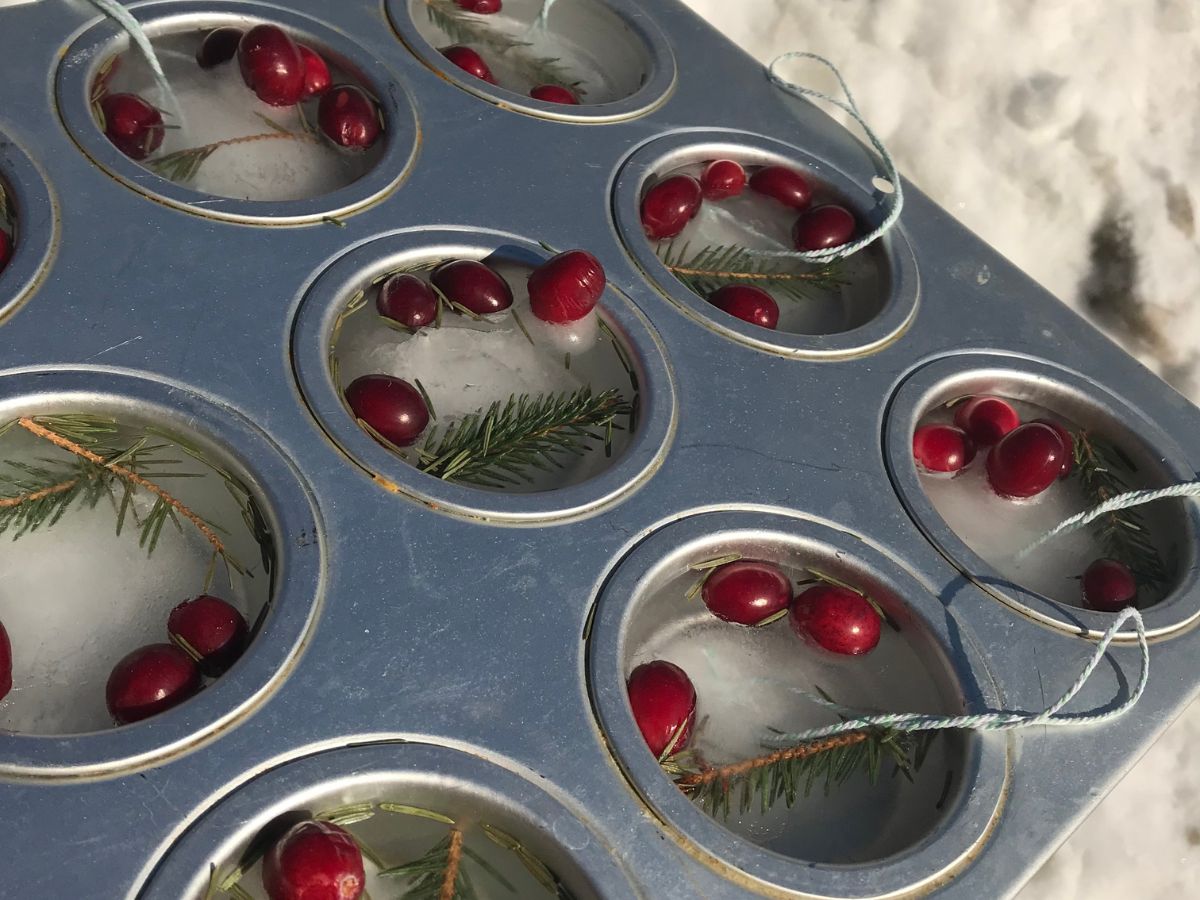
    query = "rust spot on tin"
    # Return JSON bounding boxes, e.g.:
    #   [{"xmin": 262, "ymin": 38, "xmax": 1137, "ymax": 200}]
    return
[{"xmin": 372, "ymin": 474, "xmax": 401, "ymax": 493}]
